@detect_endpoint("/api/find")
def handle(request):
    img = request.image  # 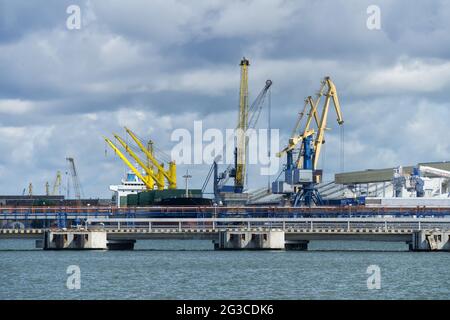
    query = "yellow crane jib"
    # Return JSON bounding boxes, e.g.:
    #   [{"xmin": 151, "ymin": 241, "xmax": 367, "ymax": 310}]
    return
[
  {"xmin": 113, "ymin": 134, "xmax": 164, "ymax": 190},
  {"xmin": 103, "ymin": 136, "xmax": 155, "ymax": 190},
  {"xmin": 124, "ymin": 127, "xmax": 177, "ymax": 189},
  {"xmin": 52, "ymin": 171, "xmax": 62, "ymax": 196},
  {"xmin": 311, "ymin": 76, "xmax": 344, "ymax": 169}
]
